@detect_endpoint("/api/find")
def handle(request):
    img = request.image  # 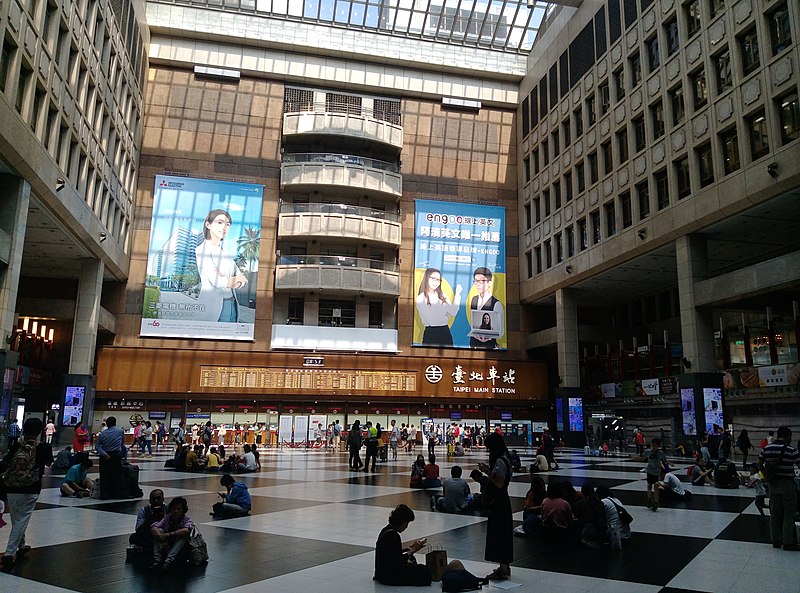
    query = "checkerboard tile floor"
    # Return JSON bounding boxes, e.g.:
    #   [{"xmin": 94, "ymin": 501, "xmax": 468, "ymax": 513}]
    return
[{"xmin": 1, "ymin": 446, "xmax": 796, "ymax": 593}]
